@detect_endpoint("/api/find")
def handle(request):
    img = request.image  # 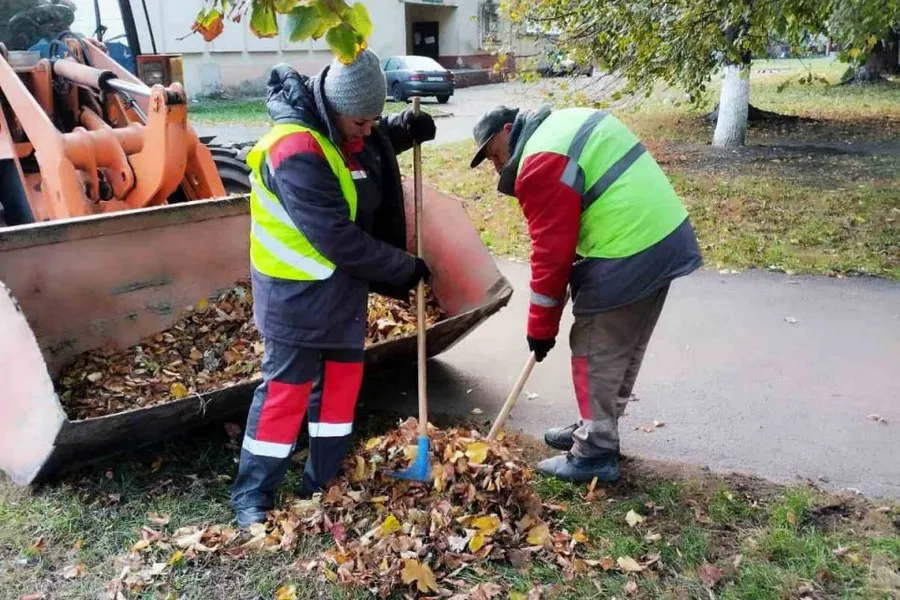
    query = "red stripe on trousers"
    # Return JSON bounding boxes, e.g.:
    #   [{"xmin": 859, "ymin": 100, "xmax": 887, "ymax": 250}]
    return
[
  {"xmin": 255, "ymin": 380, "xmax": 312, "ymax": 443},
  {"xmin": 318, "ymin": 361, "xmax": 364, "ymax": 424},
  {"xmin": 571, "ymin": 356, "xmax": 592, "ymax": 420}
]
